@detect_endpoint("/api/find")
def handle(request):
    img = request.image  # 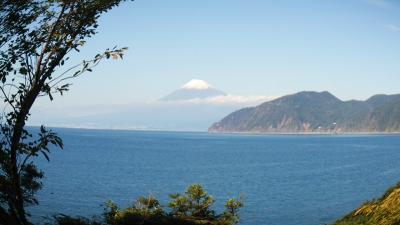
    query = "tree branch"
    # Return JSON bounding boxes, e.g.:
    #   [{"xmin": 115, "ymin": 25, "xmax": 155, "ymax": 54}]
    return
[{"xmin": 33, "ymin": 3, "xmax": 67, "ymax": 82}]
